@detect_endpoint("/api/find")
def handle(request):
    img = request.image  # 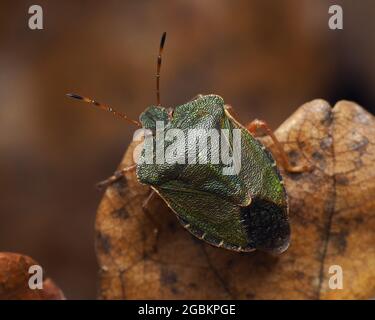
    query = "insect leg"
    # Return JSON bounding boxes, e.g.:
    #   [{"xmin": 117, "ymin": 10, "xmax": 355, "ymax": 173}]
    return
[
  {"xmin": 142, "ymin": 190, "xmax": 160, "ymax": 252},
  {"xmin": 224, "ymin": 104, "xmax": 241, "ymax": 120},
  {"xmin": 142, "ymin": 190, "xmax": 161, "ymax": 227},
  {"xmin": 96, "ymin": 164, "xmax": 137, "ymax": 189},
  {"xmin": 247, "ymin": 119, "xmax": 311, "ymax": 173}
]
